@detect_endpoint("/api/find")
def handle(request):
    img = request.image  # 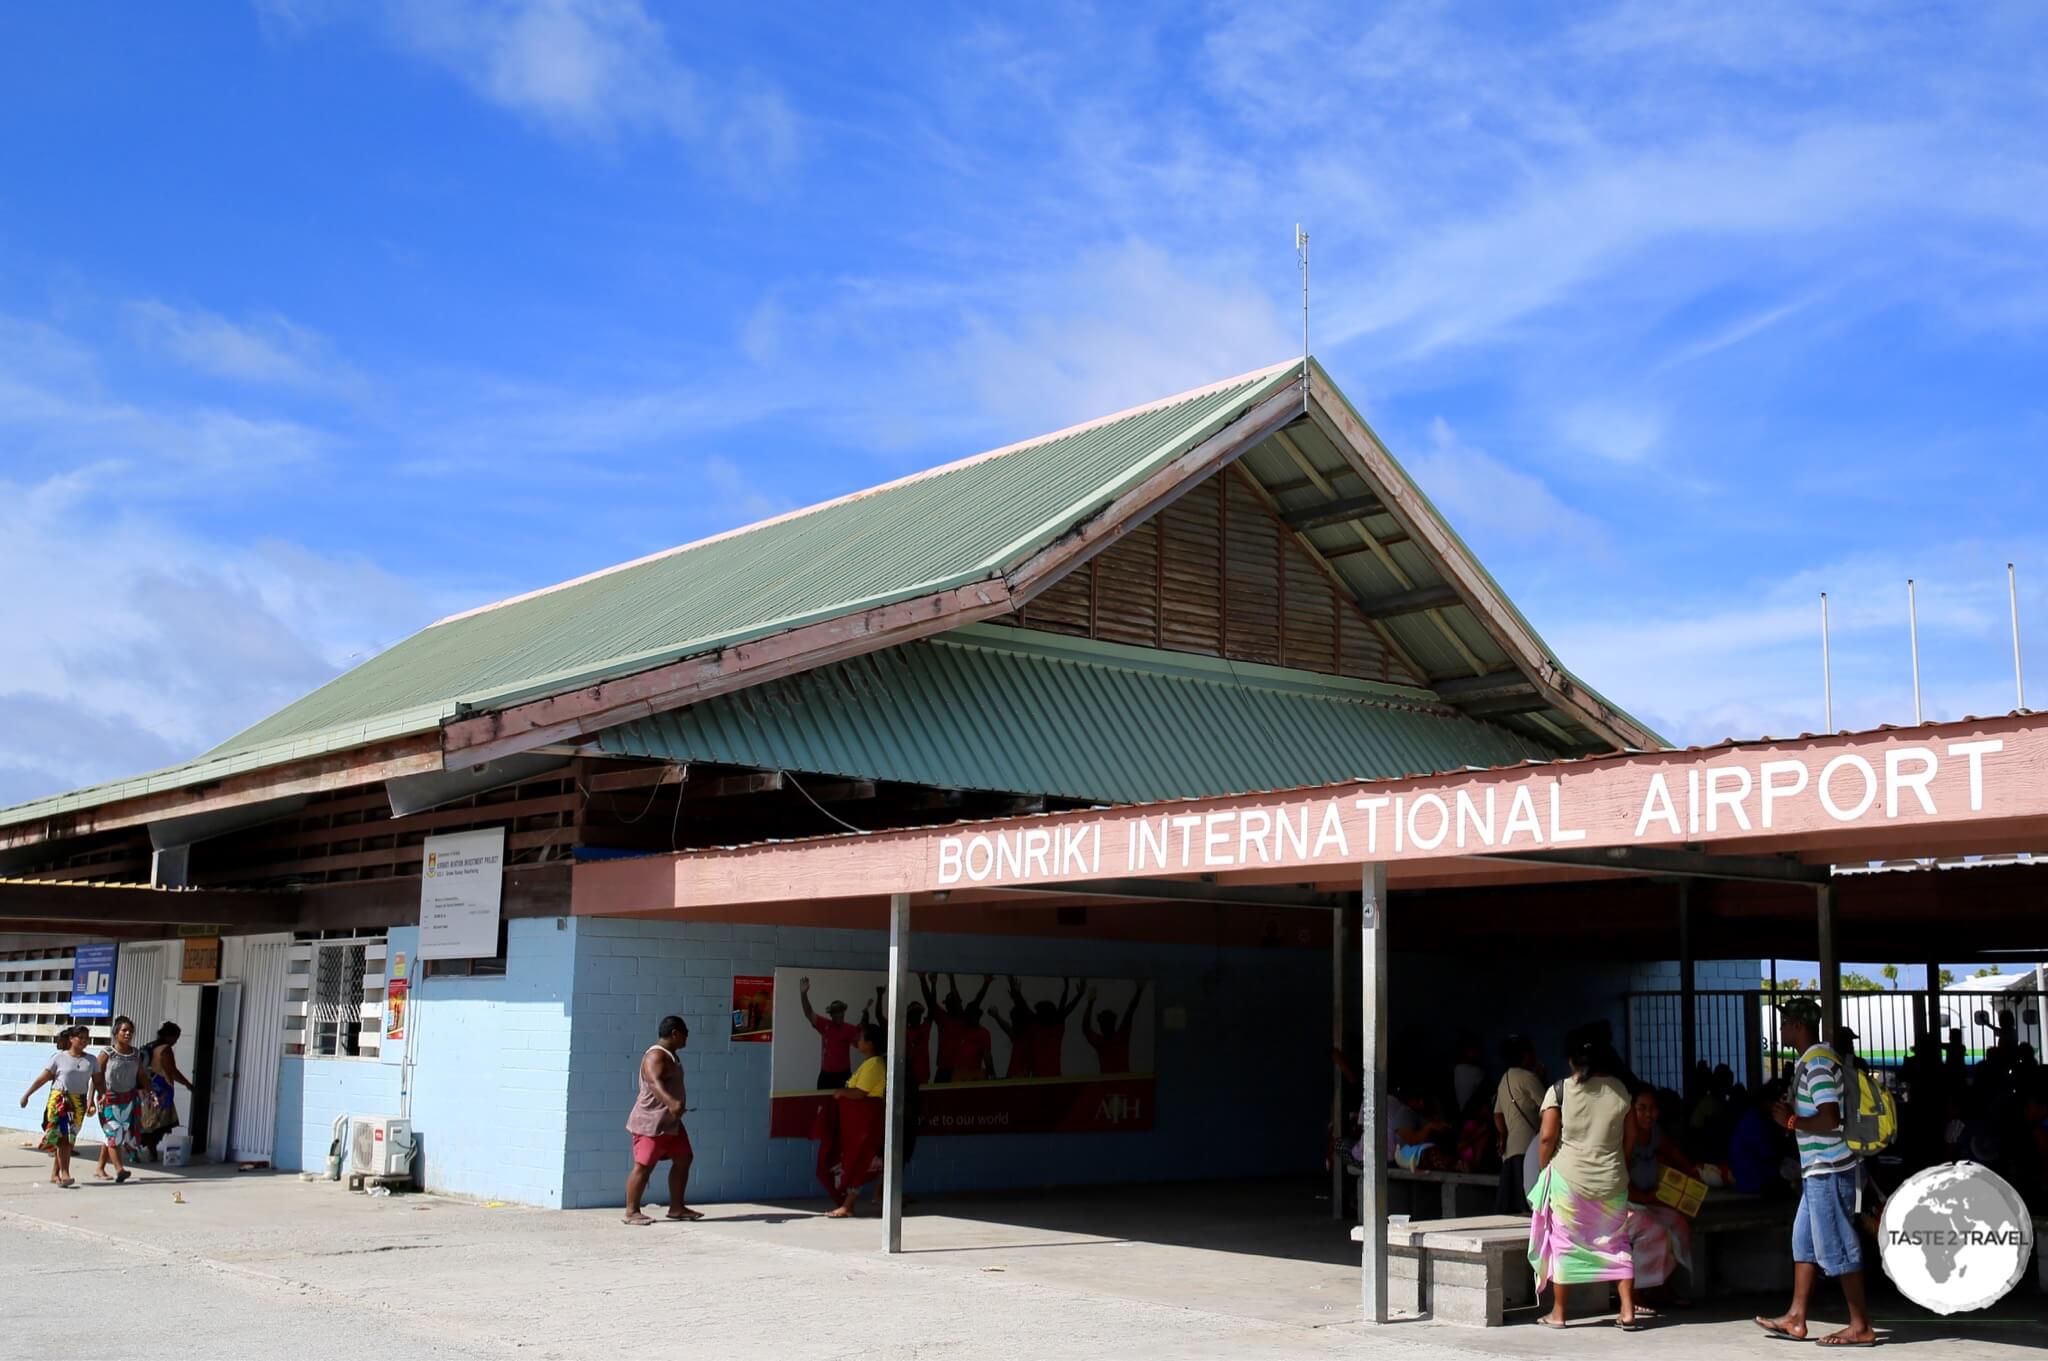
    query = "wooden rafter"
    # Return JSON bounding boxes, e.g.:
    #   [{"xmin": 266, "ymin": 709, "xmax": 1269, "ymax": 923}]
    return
[
  {"xmin": 1268, "ymin": 427, "xmax": 1490, "ymax": 677},
  {"xmin": 1304, "ymin": 373, "xmax": 1658, "ymax": 752}
]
